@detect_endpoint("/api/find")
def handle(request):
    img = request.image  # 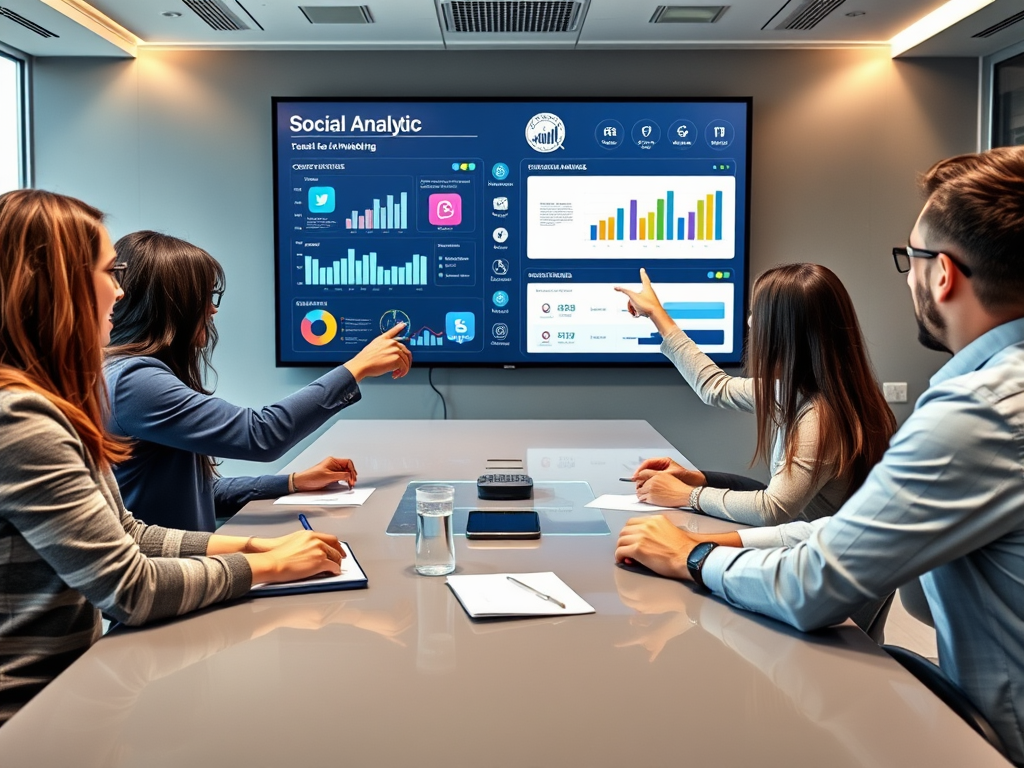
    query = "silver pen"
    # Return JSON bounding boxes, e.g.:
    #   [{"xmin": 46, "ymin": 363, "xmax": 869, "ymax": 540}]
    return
[{"xmin": 507, "ymin": 576, "xmax": 567, "ymax": 609}]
